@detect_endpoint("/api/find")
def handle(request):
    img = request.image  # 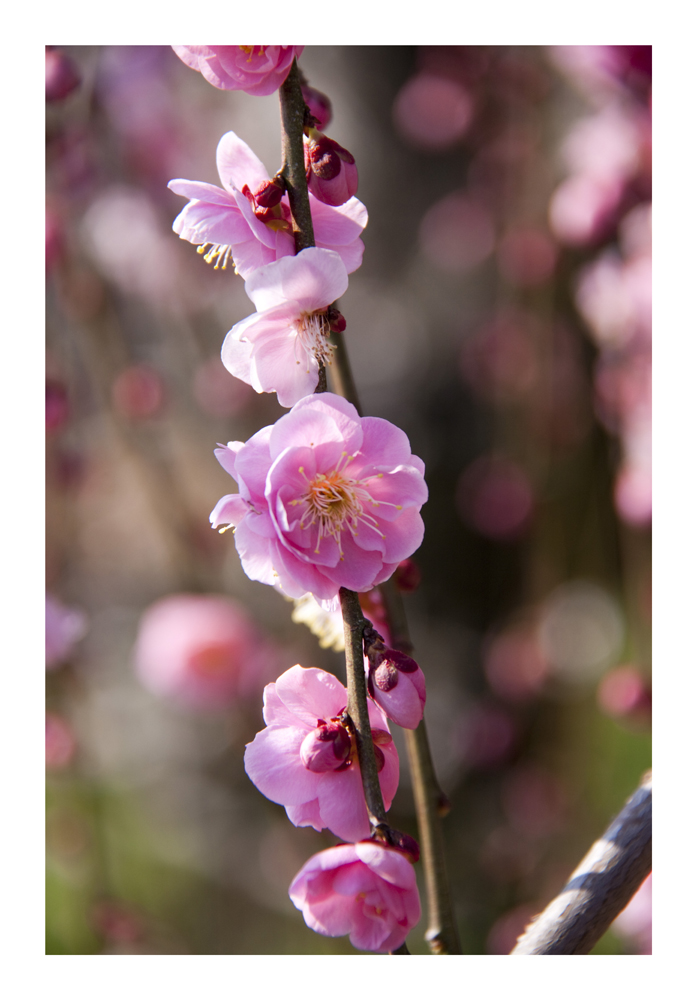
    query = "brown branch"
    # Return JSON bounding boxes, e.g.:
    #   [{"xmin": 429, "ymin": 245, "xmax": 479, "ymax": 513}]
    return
[
  {"xmin": 511, "ymin": 771, "xmax": 652, "ymax": 955},
  {"xmin": 339, "ymin": 587, "xmax": 388, "ymax": 828},
  {"xmin": 380, "ymin": 576, "xmax": 462, "ymax": 956}
]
